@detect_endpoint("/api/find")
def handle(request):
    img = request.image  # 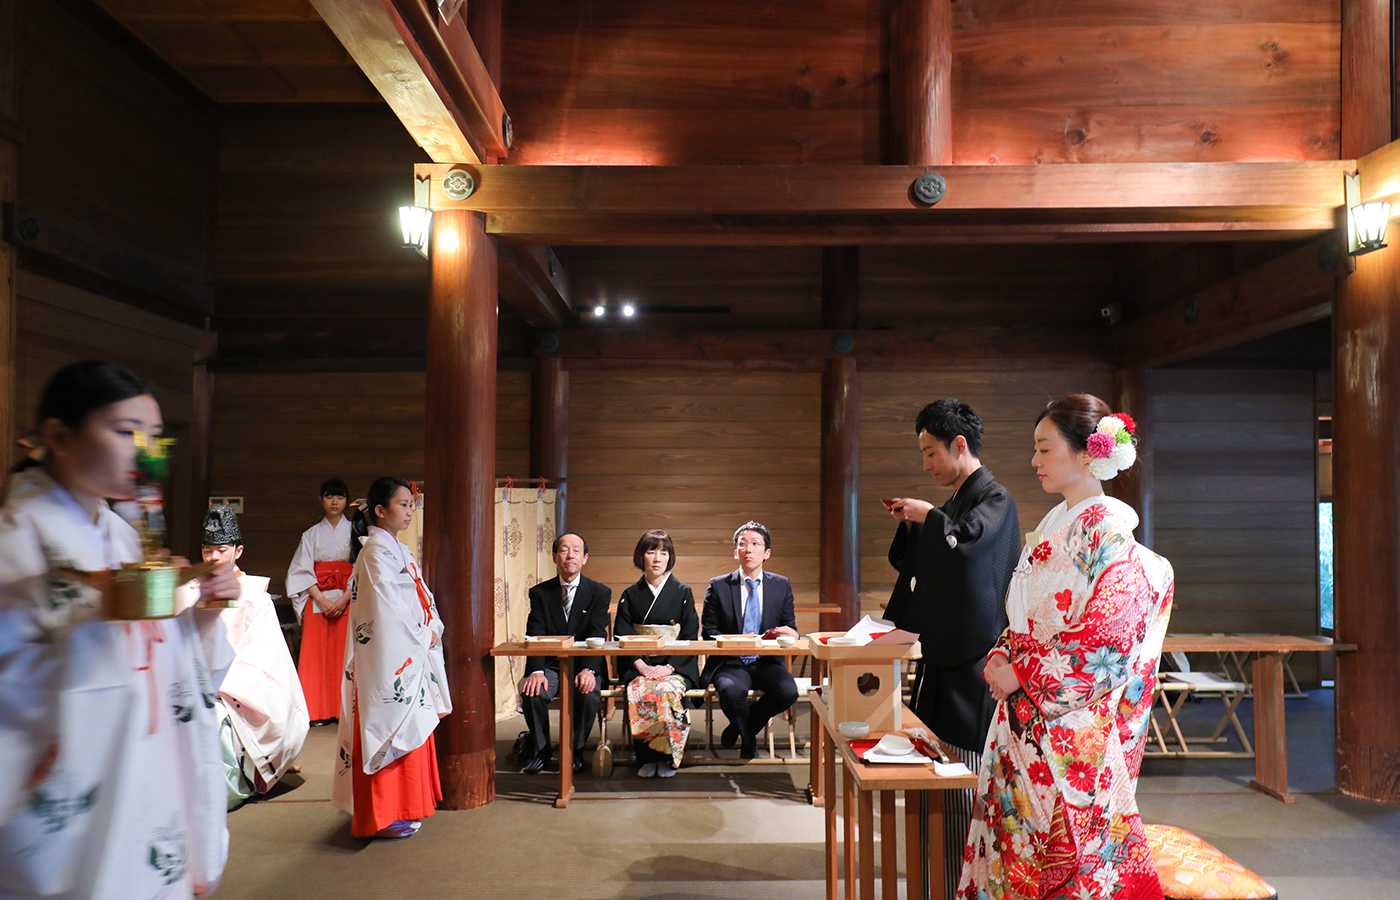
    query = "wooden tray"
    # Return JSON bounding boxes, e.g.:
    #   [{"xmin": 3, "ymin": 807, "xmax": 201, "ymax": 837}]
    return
[
  {"xmin": 714, "ymin": 634, "xmax": 762, "ymax": 648},
  {"xmin": 618, "ymin": 635, "xmax": 664, "ymax": 649},
  {"xmin": 805, "ymin": 631, "xmax": 919, "ymax": 662},
  {"xmin": 524, "ymin": 635, "xmax": 575, "ymax": 650}
]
